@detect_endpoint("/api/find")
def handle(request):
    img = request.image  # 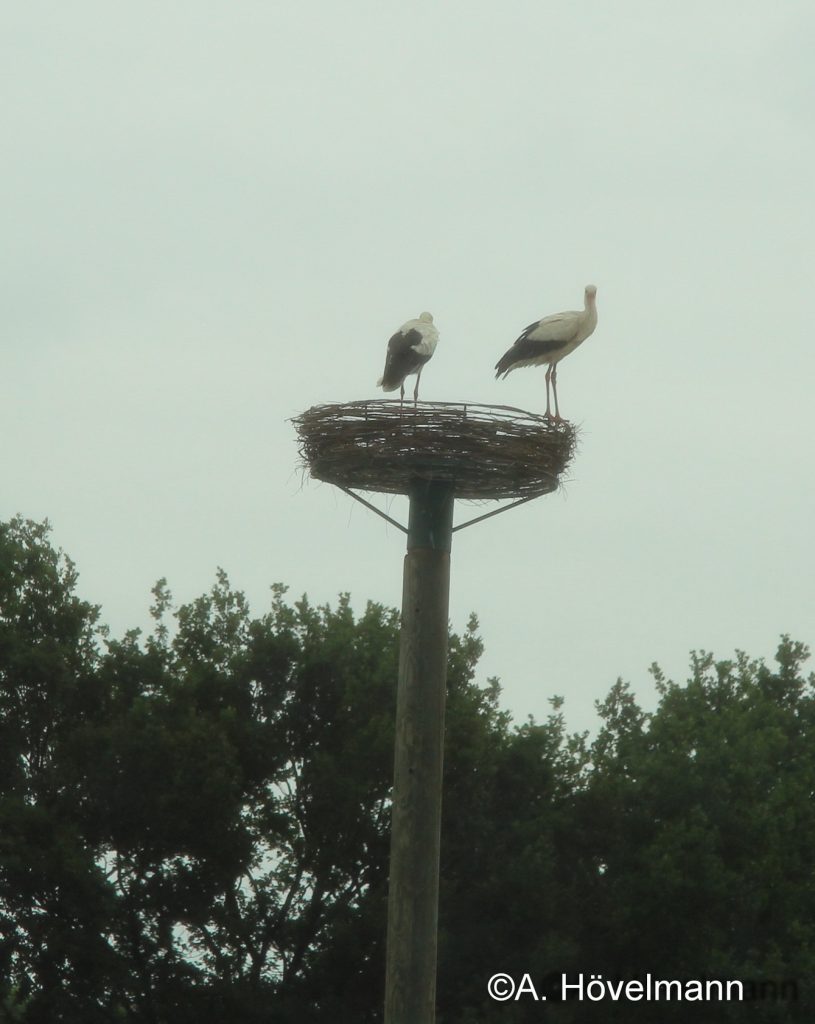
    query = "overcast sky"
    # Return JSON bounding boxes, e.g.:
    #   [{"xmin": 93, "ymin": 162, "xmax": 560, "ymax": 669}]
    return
[{"xmin": 3, "ymin": 1, "xmax": 814, "ymax": 735}]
